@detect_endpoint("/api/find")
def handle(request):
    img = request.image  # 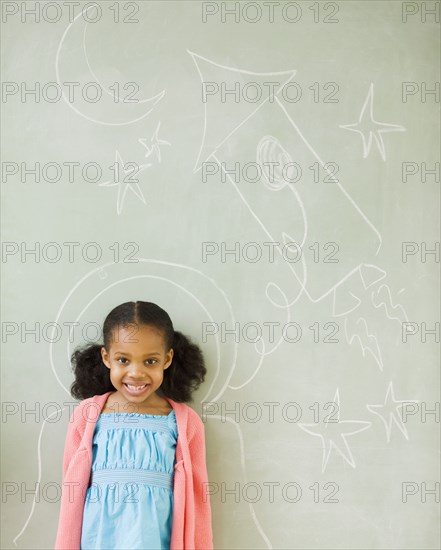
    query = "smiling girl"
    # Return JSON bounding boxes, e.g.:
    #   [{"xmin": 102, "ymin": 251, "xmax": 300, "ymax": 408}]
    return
[{"xmin": 54, "ymin": 301, "xmax": 214, "ymax": 550}]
